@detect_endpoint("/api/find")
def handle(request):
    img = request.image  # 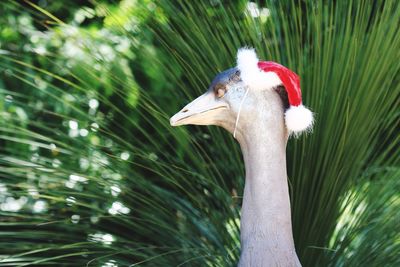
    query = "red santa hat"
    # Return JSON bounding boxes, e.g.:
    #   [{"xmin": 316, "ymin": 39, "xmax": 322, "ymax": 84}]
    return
[{"xmin": 237, "ymin": 48, "xmax": 313, "ymax": 134}]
